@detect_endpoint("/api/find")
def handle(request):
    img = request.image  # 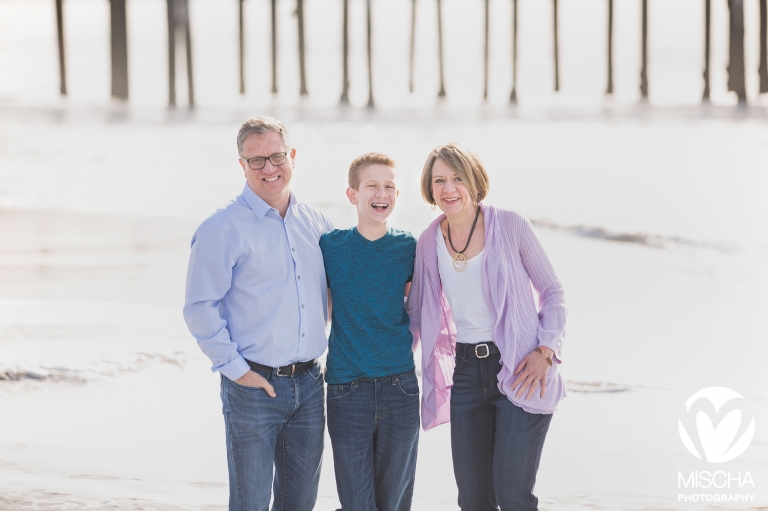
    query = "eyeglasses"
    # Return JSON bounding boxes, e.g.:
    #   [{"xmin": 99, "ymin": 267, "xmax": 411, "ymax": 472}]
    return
[{"xmin": 241, "ymin": 152, "xmax": 288, "ymax": 170}]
